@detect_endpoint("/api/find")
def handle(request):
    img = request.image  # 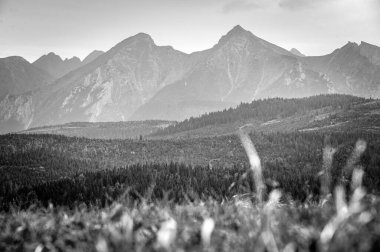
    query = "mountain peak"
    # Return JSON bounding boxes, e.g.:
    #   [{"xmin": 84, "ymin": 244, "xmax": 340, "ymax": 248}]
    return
[
  {"xmin": 335, "ymin": 41, "xmax": 359, "ymax": 54},
  {"xmin": 215, "ymin": 25, "xmax": 291, "ymax": 56},
  {"xmin": 359, "ymin": 41, "xmax": 380, "ymax": 50},
  {"xmin": 82, "ymin": 50, "xmax": 104, "ymax": 65},
  {"xmin": 343, "ymin": 41, "xmax": 359, "ymax": 48},
  {"xmin": 114, "ymin": 32, "xmax": 156, "ymax": 51},
  {"xmin": 358, "ymin": 41, "xmax": 380, "ymax": 66},
  {"xmin": 45, "ymin": 52, "xmax": 63, "ymax": 61},
  {"xmin": 32, "ymin": 52, "xmax": 82, "ymax": 78},
  {"xmin": 290, "ymin": 48, "xmax": 305, "ymax": 57},
  {"xmin": 226, "ymin": 25, "xmax": 250, "ymax": 37},
  {"xmin": 64, "ymin": 56, "xmax": 81, "ymax": 62},
  {"xmin": 231, "ymin": 24, "xmax": 245, "ymax": 32},
  {"xmin": 3, "ymin": 56, "xmax": 28, "ymax": 62},
  {"xmin": 132, "ymin": 32, "xmax": 154, "ymax": 42},
  {"xmin": 216, "ymin": 25, "xmax": 254, "ymax": 46}
]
